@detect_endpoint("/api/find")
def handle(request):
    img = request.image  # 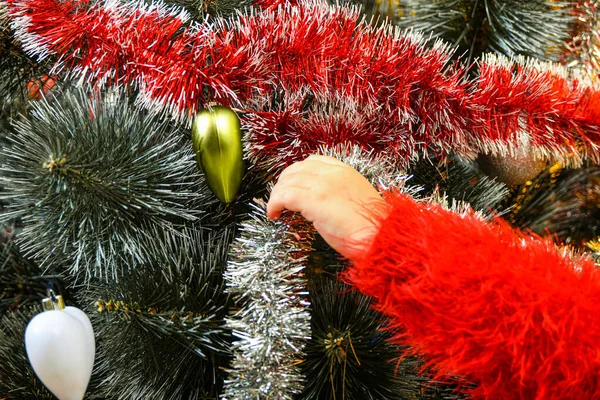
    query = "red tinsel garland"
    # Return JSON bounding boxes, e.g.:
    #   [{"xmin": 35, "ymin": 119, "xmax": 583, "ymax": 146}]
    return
[
  {"xmin": 5, "ymin": 0, "xmax": 600, "ymax": 172},
  {"xmin": 348, "ymin": 193, "xmax": 600, "ymax": 399}
]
